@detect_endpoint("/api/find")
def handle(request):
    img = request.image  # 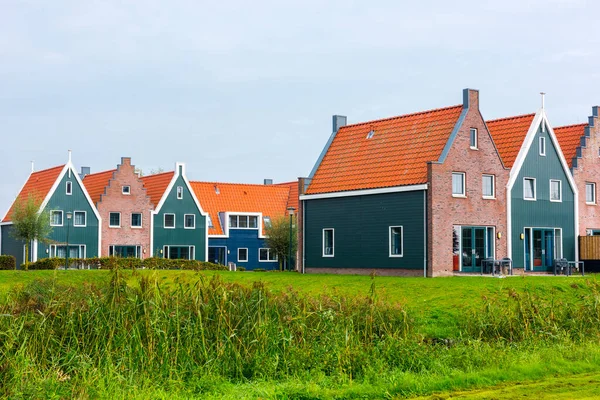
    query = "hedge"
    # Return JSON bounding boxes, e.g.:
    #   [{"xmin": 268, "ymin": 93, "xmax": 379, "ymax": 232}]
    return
[
  {"xmin": 23, "ymin": 256, "xmax": 228, "ymax": 271},
  {"xmin": 0, "ymin": 255, "xmax": 16, "ymax": 270}
]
